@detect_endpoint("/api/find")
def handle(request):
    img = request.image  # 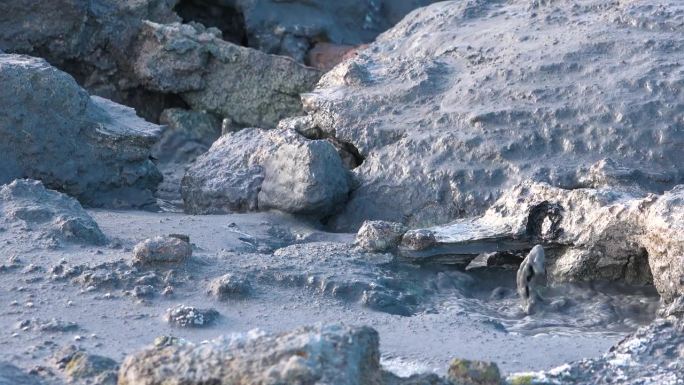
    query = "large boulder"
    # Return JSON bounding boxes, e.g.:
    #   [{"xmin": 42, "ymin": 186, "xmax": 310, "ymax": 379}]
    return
[
  {"xmin": 299, "ymin": 0, "xmax": 684, "ymax": 231},
  {"xmin": 134, "ymin": 21, "xmax": 321, "ymax": 127},
  {"xmin": 0, "ymin": 55, "xmax": 162, "ymax": 208},
  {"xmin": 0, "ymin": 0, "xmax": 180, "ymax": 121},
  {"xmin": 0, "ymin": 180, "xmax": 106, "ymax": 247},
  {"xmin": 118, "ymin": 324, "xmax": 383, "ymax": 385},
  {"xmin": 181, "ymin": 129, "xmax": 349, "ymax": 217}
]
